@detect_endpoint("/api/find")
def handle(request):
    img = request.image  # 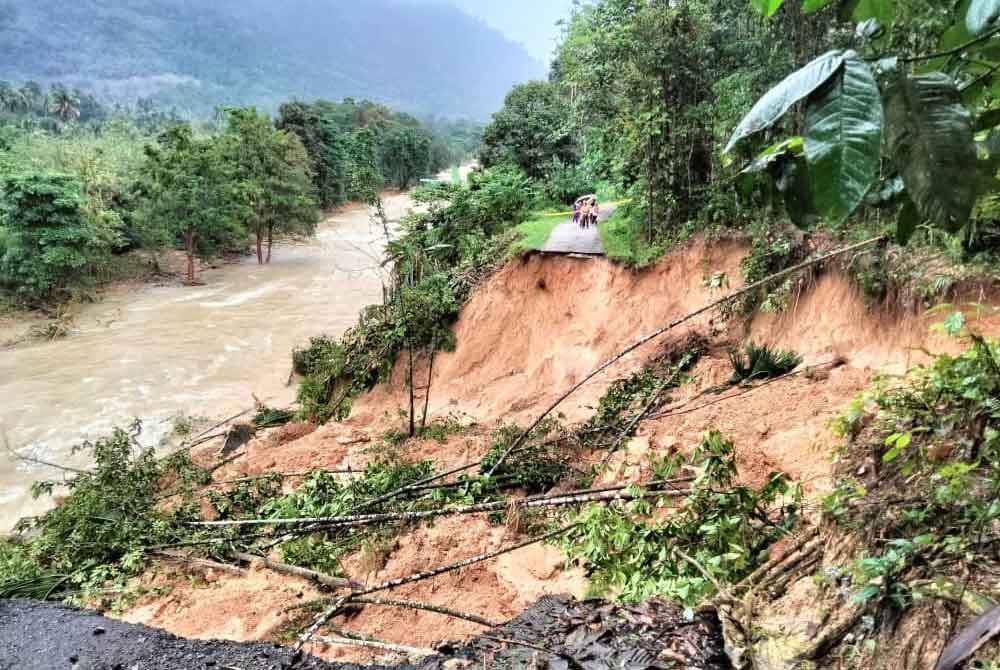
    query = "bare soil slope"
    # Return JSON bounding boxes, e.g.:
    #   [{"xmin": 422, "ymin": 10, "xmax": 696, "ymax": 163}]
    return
[{"xmin": 123, "ymin": 237, "xmax": 1000, "ymax": 663}]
